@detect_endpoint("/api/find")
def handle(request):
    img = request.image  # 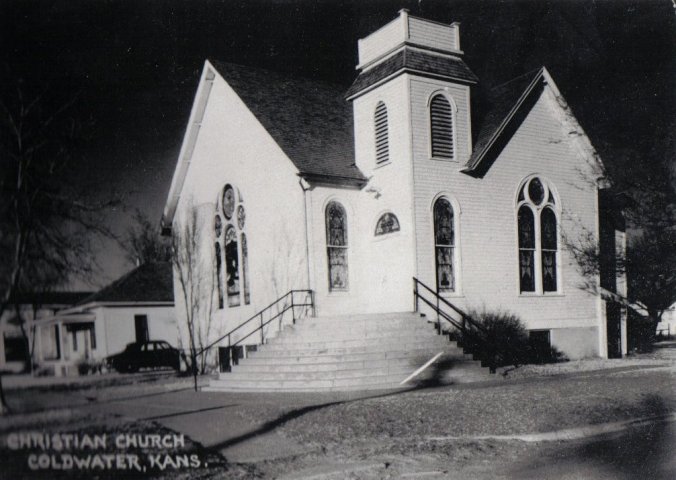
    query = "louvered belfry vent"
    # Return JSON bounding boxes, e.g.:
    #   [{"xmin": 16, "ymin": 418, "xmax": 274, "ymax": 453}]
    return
[
  {"xmin": 430, "ymin": 94, "xmax": 454, "ymax": 159},
  {"xmin": 374, "ymin": 101, "xmax": 389, "ymax": 164}
]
